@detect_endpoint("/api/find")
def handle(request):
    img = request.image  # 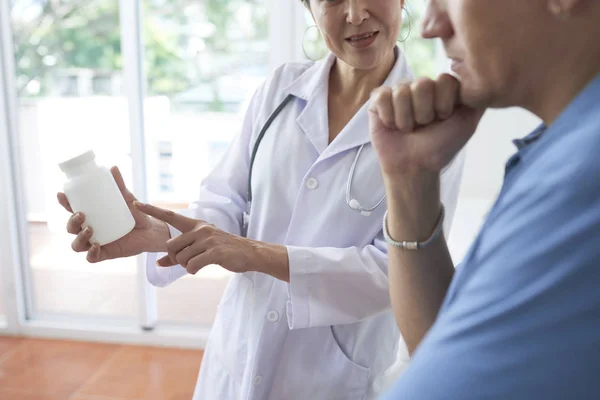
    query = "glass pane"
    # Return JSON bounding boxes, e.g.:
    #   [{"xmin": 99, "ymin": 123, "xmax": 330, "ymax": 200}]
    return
[
  {"xmin": 12, "ymin": 0, "xmax": 137, "ymax": 319},
  {"xmin": 400, "ymin": 1, "xmax": 437, "ymax": 77},
  {"xmin": 302, "ymin": 2, "xmax": 436, "ymax": 77},
  {"xmin": 142, "ymin": 0, "xmax": 268, "ymax": 326}
]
